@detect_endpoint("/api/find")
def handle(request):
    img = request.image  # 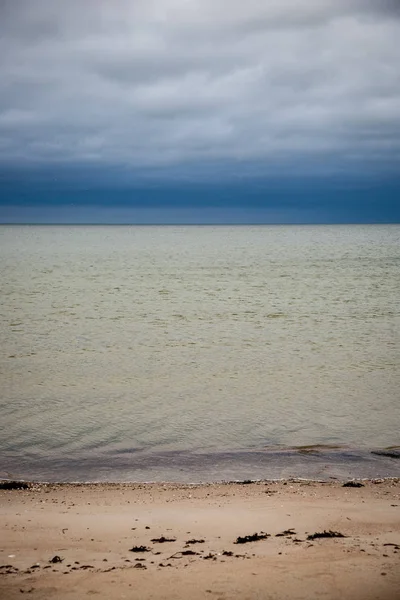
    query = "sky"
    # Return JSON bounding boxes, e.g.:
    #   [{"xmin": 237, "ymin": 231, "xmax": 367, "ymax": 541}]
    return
[{"xmin": 0, "ymin": 0, "xmax": 399, "ymax": 223}]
